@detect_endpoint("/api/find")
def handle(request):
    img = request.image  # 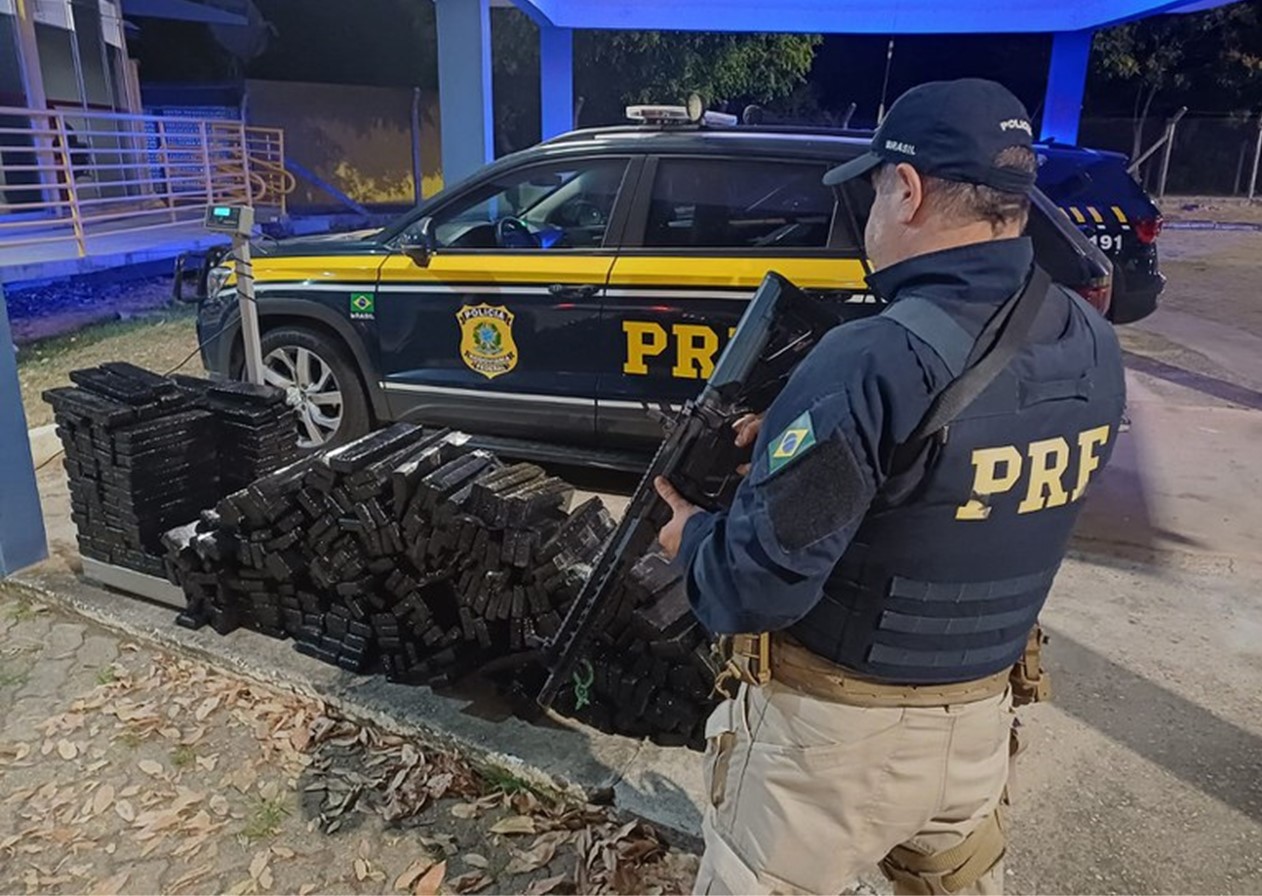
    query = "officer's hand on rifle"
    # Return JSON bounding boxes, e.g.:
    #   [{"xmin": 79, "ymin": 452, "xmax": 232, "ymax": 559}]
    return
[
  {"xmin": 733, "ymin": 413, "xmax": 764, "ymax": 476},
  {"xmin": 654, "ymin": 477, "xmax": 699, "ymax": 560}
]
